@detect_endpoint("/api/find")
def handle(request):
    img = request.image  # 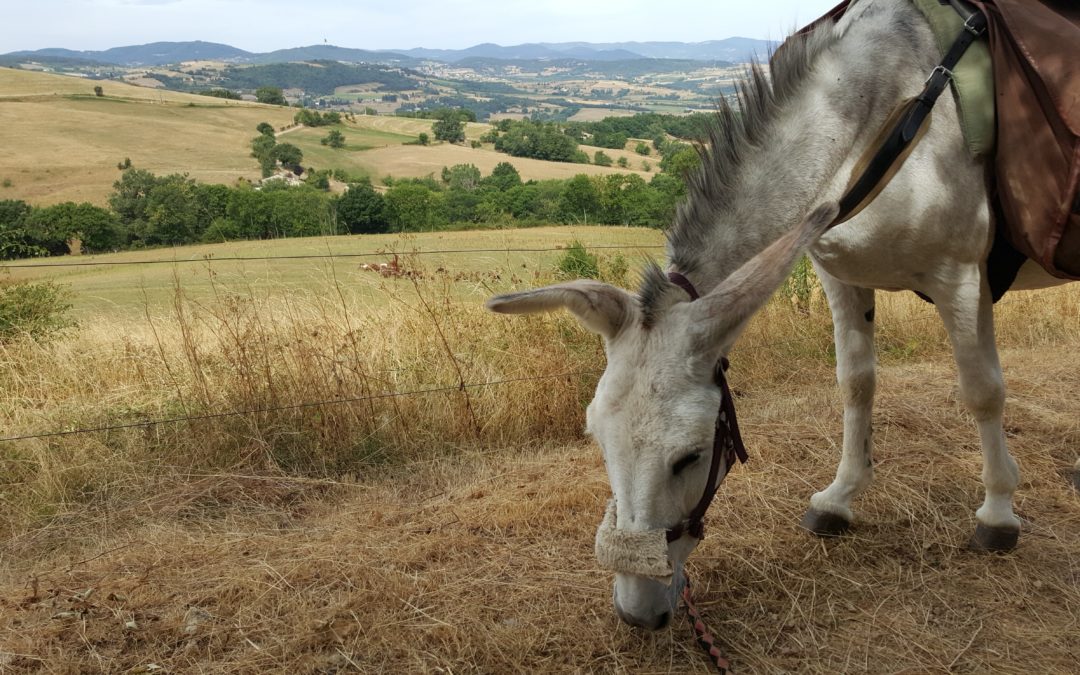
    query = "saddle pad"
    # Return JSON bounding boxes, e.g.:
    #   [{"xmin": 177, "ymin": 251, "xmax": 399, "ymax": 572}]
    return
[{"xmin": 912, "ymin": 0, "xmax": 996, "ymax": 158}]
